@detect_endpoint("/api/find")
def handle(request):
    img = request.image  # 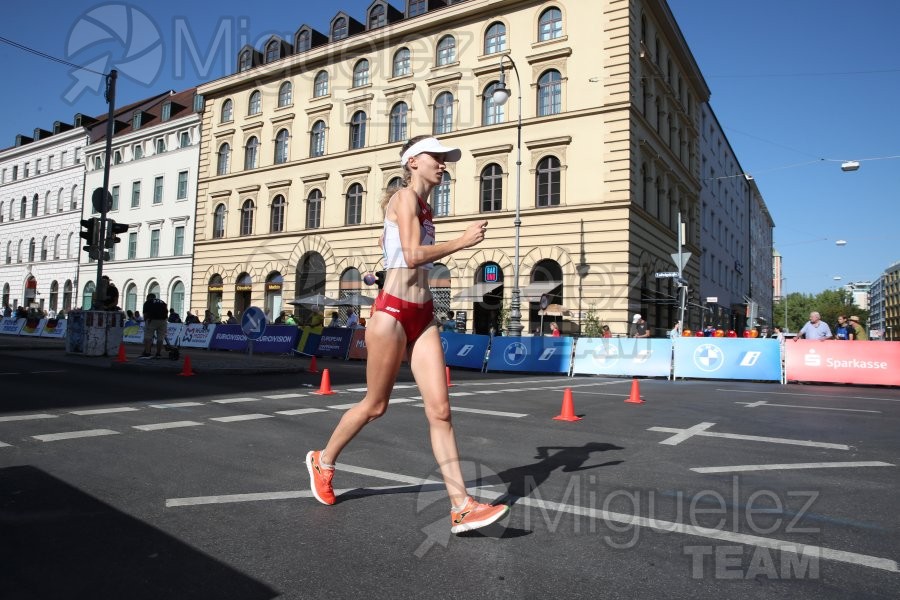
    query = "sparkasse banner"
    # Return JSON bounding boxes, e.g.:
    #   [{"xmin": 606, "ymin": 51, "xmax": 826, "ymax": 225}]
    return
[{"xmin": 785, "ymin": 340, "xmax": 900, "ymax": 386}]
